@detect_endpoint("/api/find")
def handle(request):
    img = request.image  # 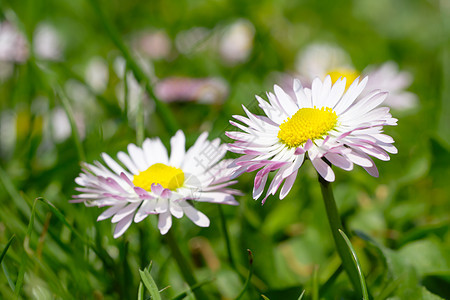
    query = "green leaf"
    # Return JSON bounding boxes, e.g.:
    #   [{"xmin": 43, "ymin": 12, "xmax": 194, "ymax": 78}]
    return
[
  {"xmin": 2, "ymin": 262, "xmax": 15, "ymax": 291},
  {"xmin": 297, "ymin": 290, "xmax": 306, "ymax": 300},
  {"xmin": 421, "ymin": 286, "xmax": 445, "ymax": 300},
  {"xmin": 397, "ymin": 238, "xmax": 450, "ymax": 277},
  {"xmin": 339, "ymin": 230, "xmax": 369, "ymax": 300},
  {"xmin": 139, "ymin": 268, "xmax": 161, "ymax": 300},
  {"xmin": 0, "ymin": 235, "xmax": 15, "ymax": 264}
]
